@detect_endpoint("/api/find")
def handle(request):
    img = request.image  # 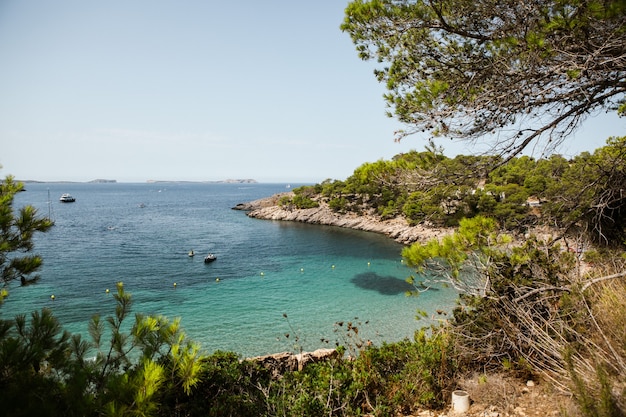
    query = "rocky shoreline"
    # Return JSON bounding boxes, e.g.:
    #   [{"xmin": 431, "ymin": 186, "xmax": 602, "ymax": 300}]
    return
[{"xmin": 233, "ymin": 192, "xmax": 452, "ymax": 245}]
